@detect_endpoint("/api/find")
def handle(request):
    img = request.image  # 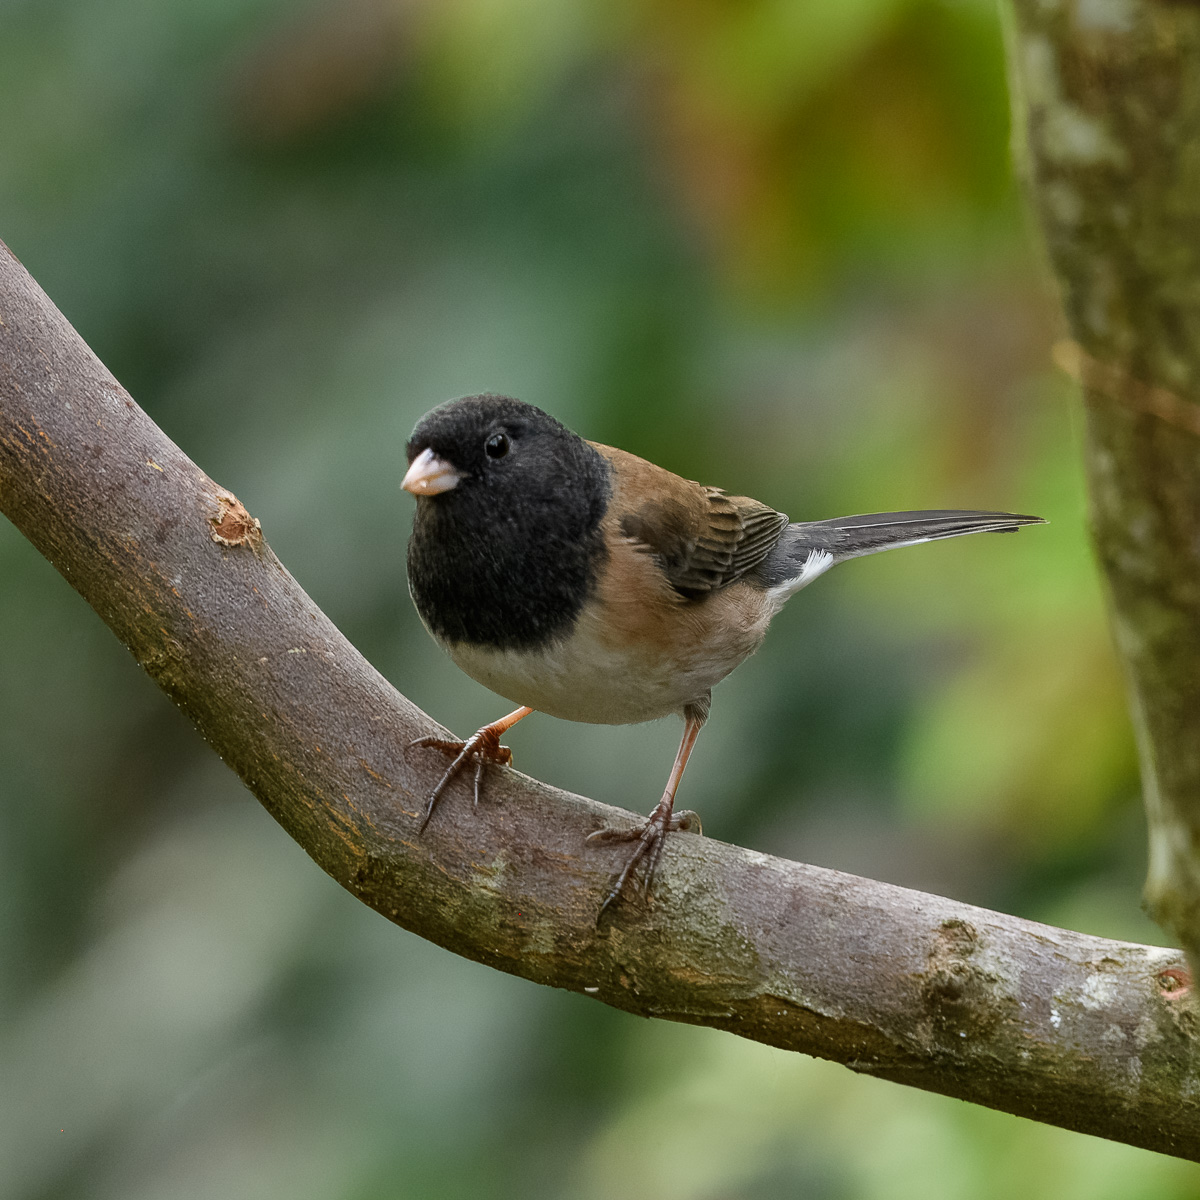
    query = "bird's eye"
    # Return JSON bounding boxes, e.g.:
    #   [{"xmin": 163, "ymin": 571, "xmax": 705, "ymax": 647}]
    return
[{"xmin": 485, "ymin": 432, "xmax": 510, "ymax": 459}]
